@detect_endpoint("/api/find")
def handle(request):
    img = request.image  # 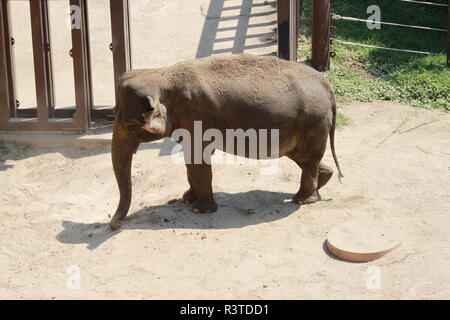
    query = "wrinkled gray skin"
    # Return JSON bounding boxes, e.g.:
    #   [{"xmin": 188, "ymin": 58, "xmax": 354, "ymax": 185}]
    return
[{"xmin": 110, "ymin": 54, "xmax": 343, "ymax": 230}]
